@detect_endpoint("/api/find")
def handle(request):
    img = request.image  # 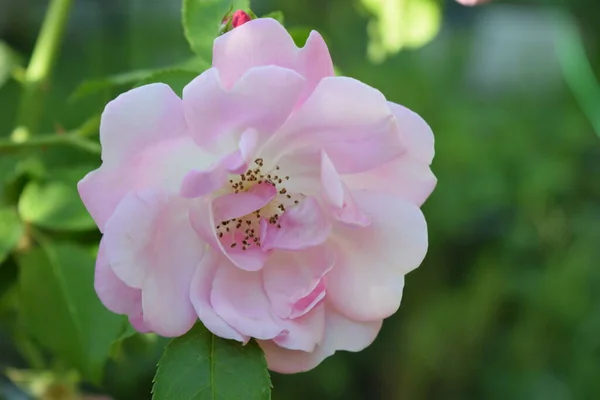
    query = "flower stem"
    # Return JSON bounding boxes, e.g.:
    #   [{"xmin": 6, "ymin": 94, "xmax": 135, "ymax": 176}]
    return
[
  {"xmin": 0, "ymin": 132, "xmax": 101, "ymax": 155},
  {"xmin": 11, "ymin": 0, "xmax": 74, "ymax": 142}
]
